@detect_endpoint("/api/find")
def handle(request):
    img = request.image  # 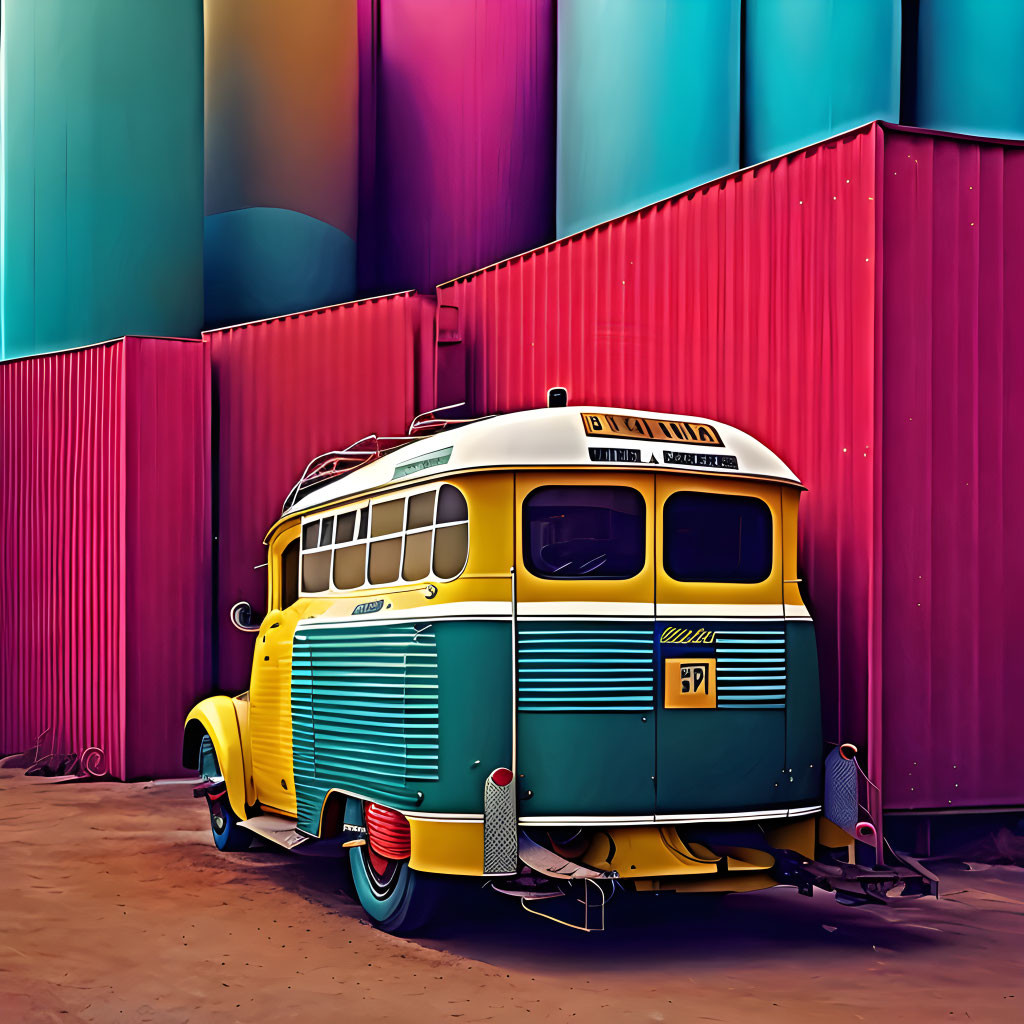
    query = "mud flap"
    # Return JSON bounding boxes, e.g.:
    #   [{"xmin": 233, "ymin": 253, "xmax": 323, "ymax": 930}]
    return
[
  {"xmin": 824, "ymin": 745, "xmax": 859, "ymax": 835},
  {"xmin": 483, "ymin": 768, "xmax": 518, "ymax": 875}
]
